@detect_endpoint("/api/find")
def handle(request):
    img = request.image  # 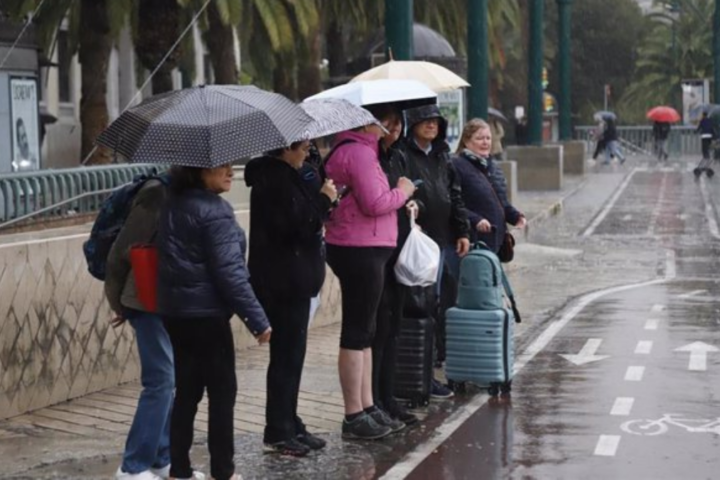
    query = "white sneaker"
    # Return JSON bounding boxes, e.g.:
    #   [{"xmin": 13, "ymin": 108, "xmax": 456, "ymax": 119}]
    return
[
  {"xmin": 151, "ymin": 465, "xmax": 170, "ymax": 479},
  {"xmin": 116, "ymin": 467, "xmax": 163, "ymax": 480},
  {"xmin": 171, "ymin": 472, "xmax": 206, "ymax": 480}
]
